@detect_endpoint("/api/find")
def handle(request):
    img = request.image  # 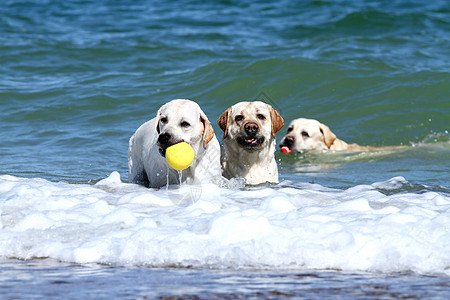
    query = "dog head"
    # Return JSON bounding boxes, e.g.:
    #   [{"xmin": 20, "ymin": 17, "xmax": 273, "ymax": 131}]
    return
[
  {"xmin": 279, "ymin": 118, "xmax": 337, "ymax": 151},
  {"xmin": 156, "ymin": 99, "xmax": 215, "ymax": 157},
  {"xmin": 218, "ymin": 101, "xmax": 284, "ymax": 152}
]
